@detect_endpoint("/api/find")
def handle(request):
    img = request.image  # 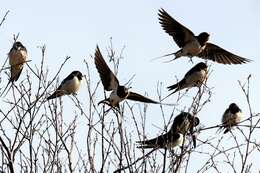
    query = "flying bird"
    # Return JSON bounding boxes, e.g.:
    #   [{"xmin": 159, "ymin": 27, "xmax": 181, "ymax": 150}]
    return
[
  {"xmin": 137, "ymin": 112, "xmax": 200, "ymax": 149},
  {"xmin": 220, "ymin": 103, "xmax": 242, "ymax": 134},
  {"xmin": 158, "ymin": 8, "xmax": 251, "ymax": 64},
  {"xmin": 167, "ymin": 62, "xmax": 208, "ymax": 96},
  {"xmin": 1, "ymin": 41, "xmax": 28, "ymax": 96},
  {"xmin": 47, "ymin": 71, "xmax": 83, "ymax": 100},
  {"xmin": 94, "ymin": 46, "xmax": 160, "ymax": 109}
]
